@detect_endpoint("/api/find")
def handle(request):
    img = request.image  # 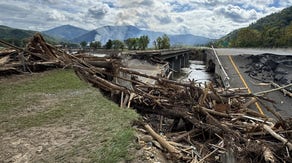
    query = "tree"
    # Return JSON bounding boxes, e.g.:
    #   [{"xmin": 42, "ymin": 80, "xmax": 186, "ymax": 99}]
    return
[
  {"xmin": 104, "ymin": 39, "xmax": 112, "ymax": 49},
  {"xmin": 12, "ymin": 39, "xmax": 23, "ymax": 47},
  {"xmin": 112, "ymin": 40, "xmax": 124, "ymax": 49},
  {"xmin": 90, "ymin": 41, "xmax": 101, "ymax": 50},
  {"xmin": 138, "ymin": 35, "xmax": 150, "ymax": 50},
  {"xmin": 125, "ymin": 38, "xmax": 138, "ymax": 50},
  {"xmin": 156, "ymin": 37, "xmax": 162, "ymax": 49},
  {"xmin": 261, "ymin": 27, "xmax": 280, "ymax": 47},
  {"xmin": 155, "ymin": 34, "xmax": 170, "ymax": 49},
  {"xmin": 80, "ymin": 41, "xmax": 87, "ymax": 48},
  {"xmin": 284, "ymin": 23, "xmax": 292, "ymax": 46},
  {"xmin": 161, "ymin": 34, "xmax": 170, "ymax": 49},
  {"xmin": 233, "ymin": 28, "xmax": 260, "ymax": 47},
  {"xmin": 125, "ymin": 35, "xmax": 149, "ymax": 50},
  {"xmin": 153, "ymin": 40, "xmax": 157, "ymax": 49}
]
